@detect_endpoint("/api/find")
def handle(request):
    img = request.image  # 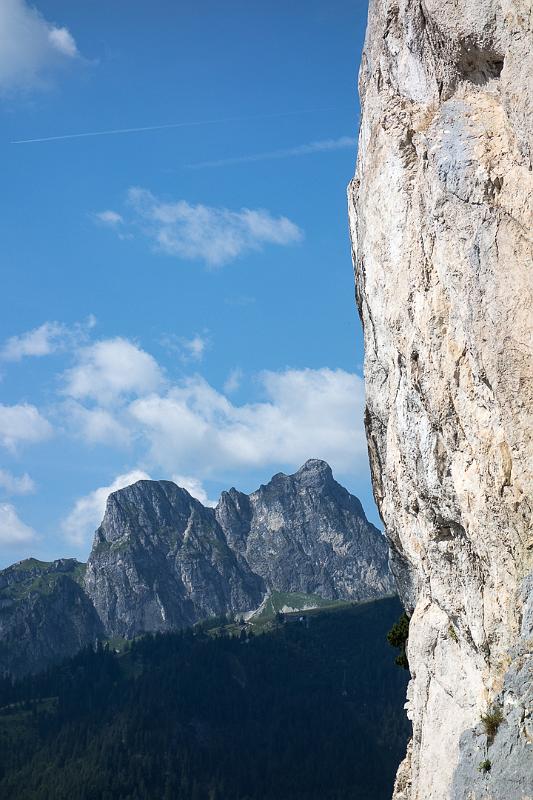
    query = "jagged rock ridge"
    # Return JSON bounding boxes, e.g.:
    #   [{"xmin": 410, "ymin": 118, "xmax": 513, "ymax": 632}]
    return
[
  {"xmin": 349, "ymin": 1, "xmax": 532, "ymax": 798},
  {"xmin": 0, "ymin": 460, "xmax": 393, "ymax": 675},
  {"xmin": 216, "ymin": 459, "xmax": 392, "ymax": 601},
  {"xmin": 86, "ymin": 459, "xmax": 392, "ymax": 637}
]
